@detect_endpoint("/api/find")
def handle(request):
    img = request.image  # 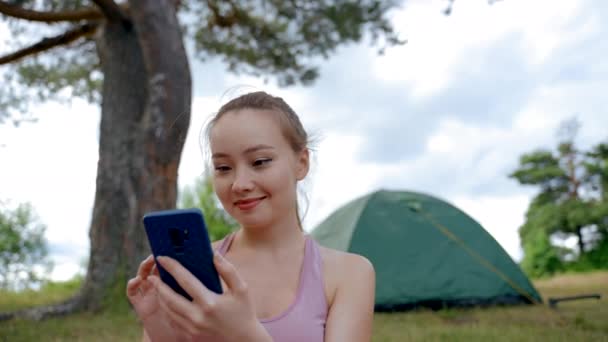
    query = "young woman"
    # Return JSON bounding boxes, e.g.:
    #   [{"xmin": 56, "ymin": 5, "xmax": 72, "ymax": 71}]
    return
[{"xmin": 126, "ymin": 91, "xmax": 375, "ymax": 341}]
